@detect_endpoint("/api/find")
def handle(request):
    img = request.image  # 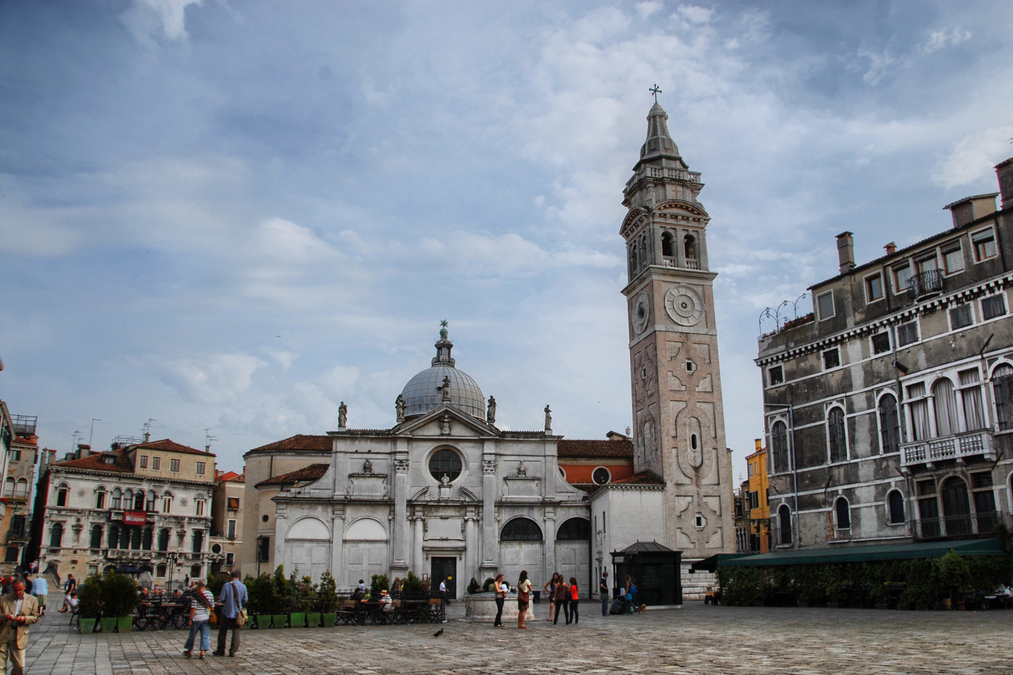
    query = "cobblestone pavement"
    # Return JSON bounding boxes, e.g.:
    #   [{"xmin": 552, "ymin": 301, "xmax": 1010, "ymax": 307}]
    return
[{"xmin": 22, "ymin": 597, "xmax": 1013, "ymax": 674}]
